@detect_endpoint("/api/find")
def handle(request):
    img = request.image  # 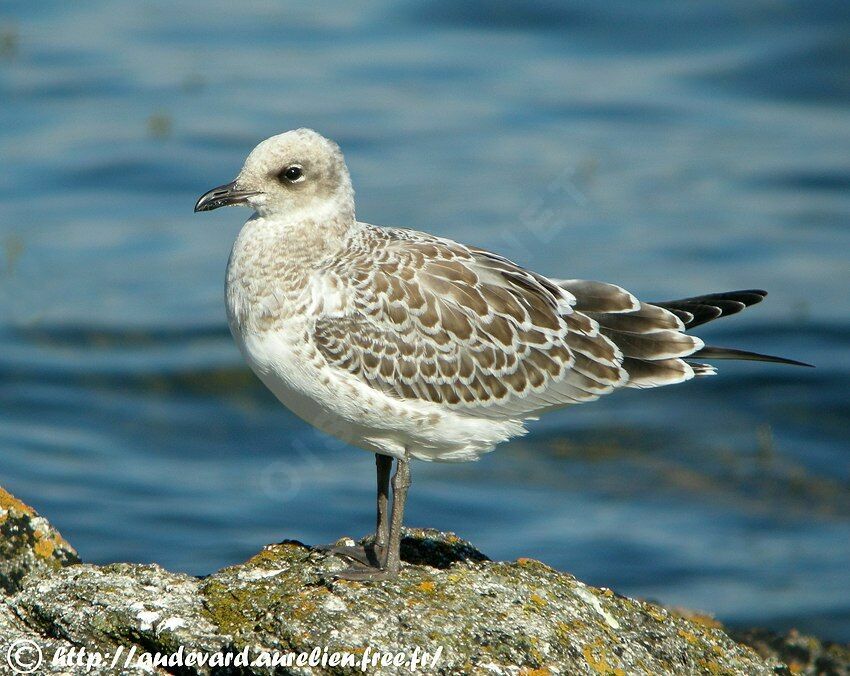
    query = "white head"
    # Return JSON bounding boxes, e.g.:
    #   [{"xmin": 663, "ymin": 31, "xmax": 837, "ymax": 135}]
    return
[{"xmin": 194, "ymin": 129, "xmax": 355, "ymax": 222}]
